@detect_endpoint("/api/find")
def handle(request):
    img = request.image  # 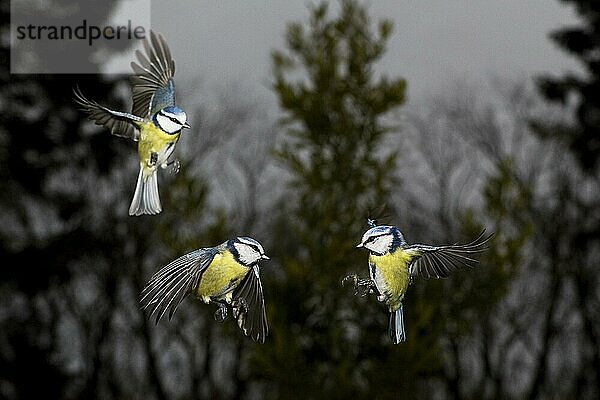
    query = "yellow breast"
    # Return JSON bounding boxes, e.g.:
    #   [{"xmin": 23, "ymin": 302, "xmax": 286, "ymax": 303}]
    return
[
  {"xmin": 369, "ymin": 248, "xmax": 415, "ymax": 309},
  {"xmin": 138, "ymin": 121, "xmax": 181, "ymax": 165},
  {"xmin": 196, "ymin": 251, "xmax": 249, "ymax": 303}
]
